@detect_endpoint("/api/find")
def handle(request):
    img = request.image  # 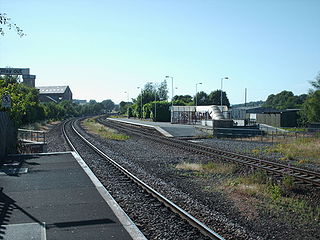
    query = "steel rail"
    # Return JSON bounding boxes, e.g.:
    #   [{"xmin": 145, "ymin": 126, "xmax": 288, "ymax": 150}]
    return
[
  {"xmin": 102, "ymin": 118, "xmax": 320, "ymax": 188},
  {"xmin": 63, "ymin": 118, "xmax": 225, "ymax": 240}
]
